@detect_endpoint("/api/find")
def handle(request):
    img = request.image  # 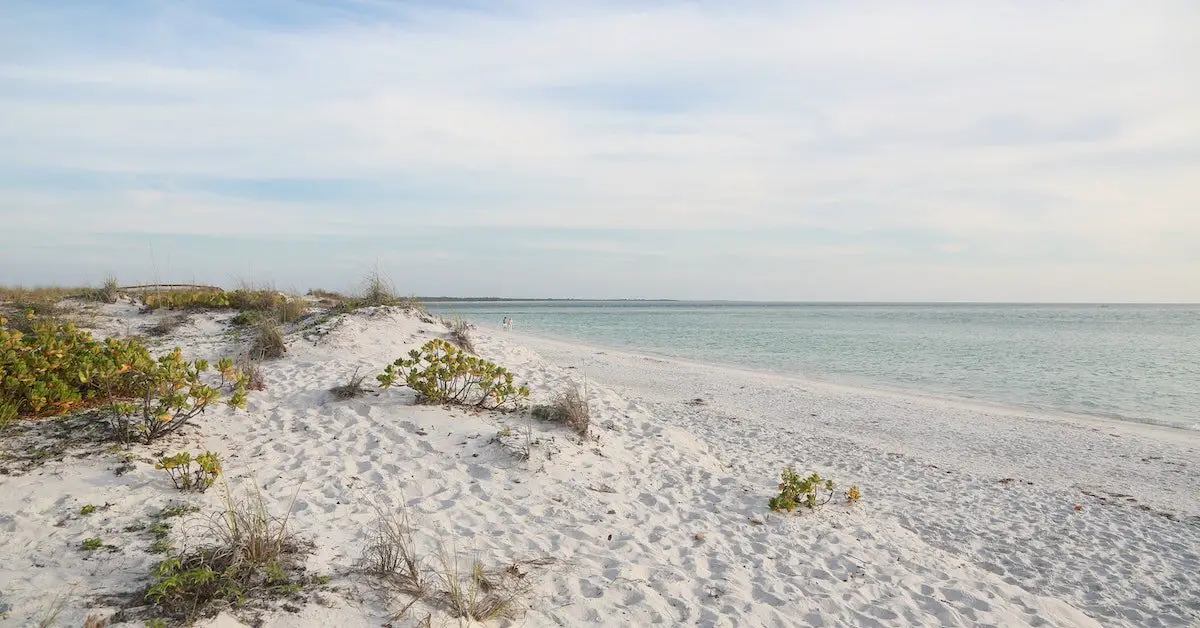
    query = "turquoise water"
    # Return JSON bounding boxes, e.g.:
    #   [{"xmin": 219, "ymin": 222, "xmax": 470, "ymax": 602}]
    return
[{"xmin": 431, "ymin": 302, "xmax": 1200, "ymax": 431}]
